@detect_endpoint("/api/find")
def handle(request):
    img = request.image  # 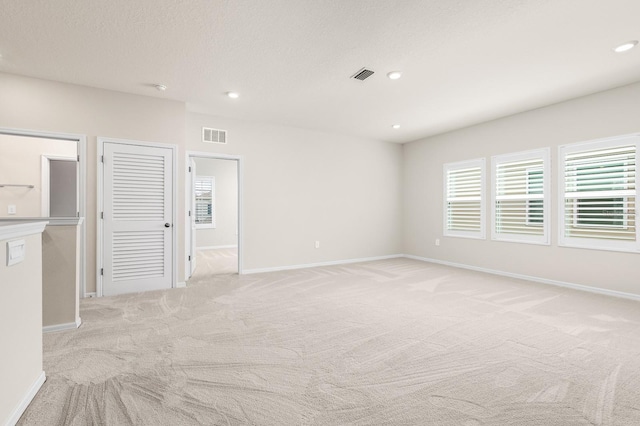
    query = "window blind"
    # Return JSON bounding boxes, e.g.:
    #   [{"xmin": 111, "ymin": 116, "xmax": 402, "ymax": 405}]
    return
[
  {"xmin": 563, "ymin": 144, "xmax": 635, "ymax": 242},
  {"xmin": 492, "ymin": 149, "xmax": 549, "ymax": 244},
  {"xmin": 444, "ymin": 159, "xmax": 485, "ymax": 239},
  {"xmin": 194, "ymin": 177, "xmax": 214, "ymax": 227}
]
